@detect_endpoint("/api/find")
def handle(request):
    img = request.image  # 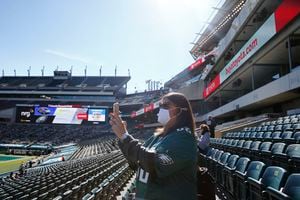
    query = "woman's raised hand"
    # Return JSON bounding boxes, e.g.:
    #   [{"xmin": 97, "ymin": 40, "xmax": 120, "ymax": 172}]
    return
[{"xmin": 109, "ymin": 102, "xmax": 127, "ymax": 139}]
